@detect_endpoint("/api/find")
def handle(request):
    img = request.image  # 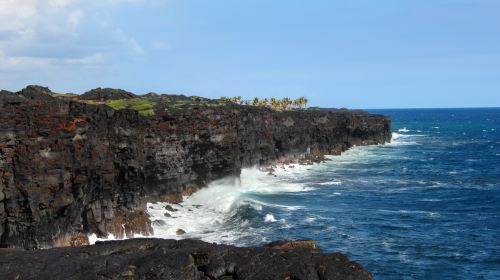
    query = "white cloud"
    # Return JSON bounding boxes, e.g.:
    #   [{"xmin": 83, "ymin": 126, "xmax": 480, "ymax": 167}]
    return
[
  {"xmin": 49, "ymin": 0, "xmax": 74, "ymax": 8},
  {"xmin": 0, "ymin": 49, "xmax": 105, "ymax": 71},
  {"xmin": 101, "ymin": 0, "xmax": 146, "ymax": 5},
  {"xmin": 64, "ymin": 52, "xmax": 105, "ymax": 65},
  {"xmin": 0, "ymin": 50, "xmax": 51, "ymax": 71},
  {"xmin": 0, "ymin": 0, "xmax": 37, "ymax": 34},
  {"xmin": 0, "ymin": 0, "xmax": 155, "ymax": 74},
  {"xmin": 68, "ymin": 10, "xmax": 84, "ymax": 28}
]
